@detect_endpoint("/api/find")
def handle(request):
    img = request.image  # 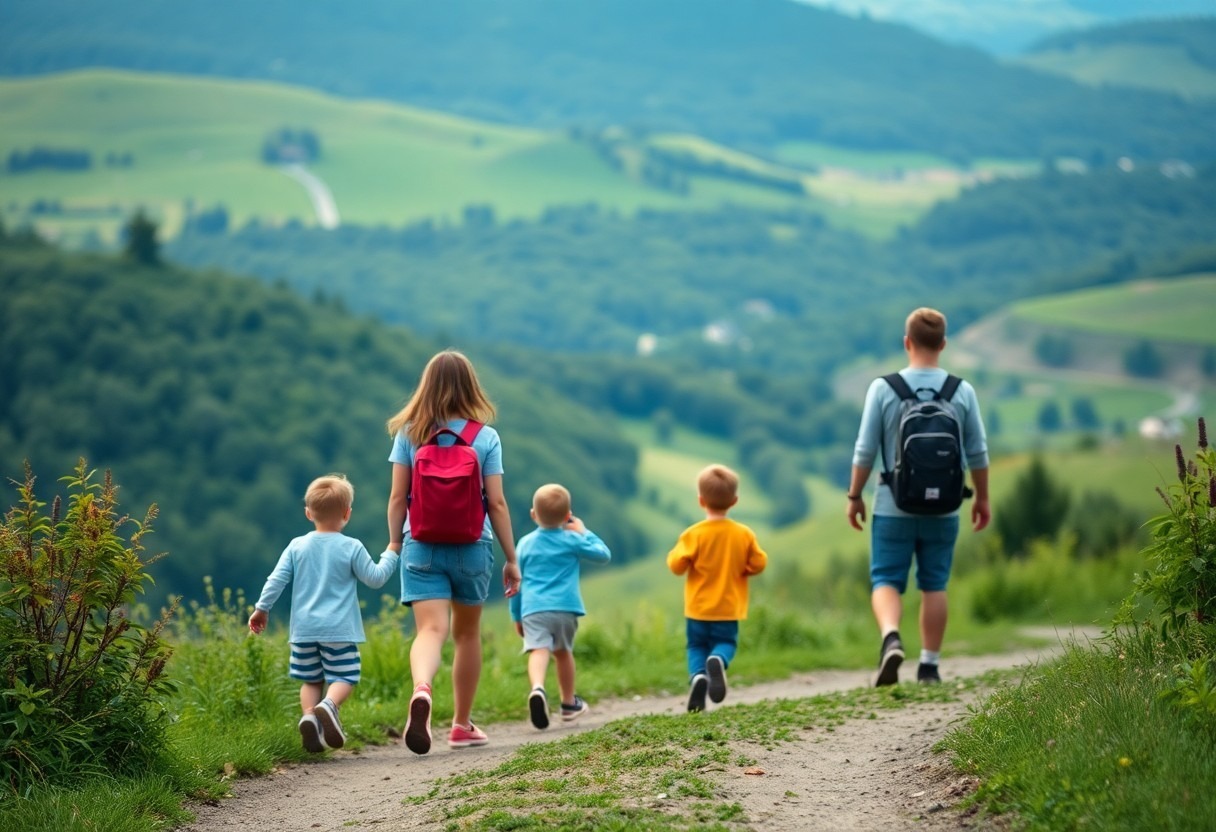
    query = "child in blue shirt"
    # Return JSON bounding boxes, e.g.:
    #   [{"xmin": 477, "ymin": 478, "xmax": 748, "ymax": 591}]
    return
[
  {"xmin": 509, "ymin": 483, "xmax": 611, "ymax": 729},
  {"xmin": 249, "ymin": 474, "xmax": 398, "ymax": 753}
]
